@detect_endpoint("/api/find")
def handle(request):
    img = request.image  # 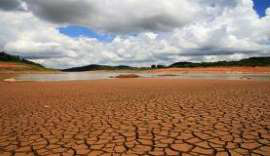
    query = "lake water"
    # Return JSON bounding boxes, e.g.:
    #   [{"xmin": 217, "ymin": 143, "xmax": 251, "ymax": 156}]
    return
[{"xmin": 11, "ymin": 71, "xmax": 270, "ymax": 81}]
